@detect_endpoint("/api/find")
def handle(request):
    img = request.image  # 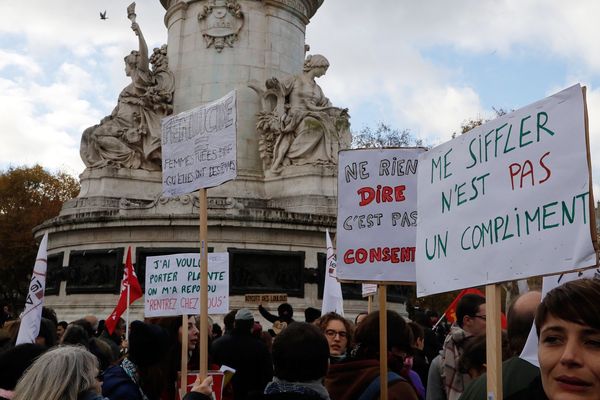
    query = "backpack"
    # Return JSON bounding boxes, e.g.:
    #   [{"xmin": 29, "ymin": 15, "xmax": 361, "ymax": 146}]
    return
[{"xmin": 357, "ymin": 371, "xmax": 405, "ymax": 400}]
